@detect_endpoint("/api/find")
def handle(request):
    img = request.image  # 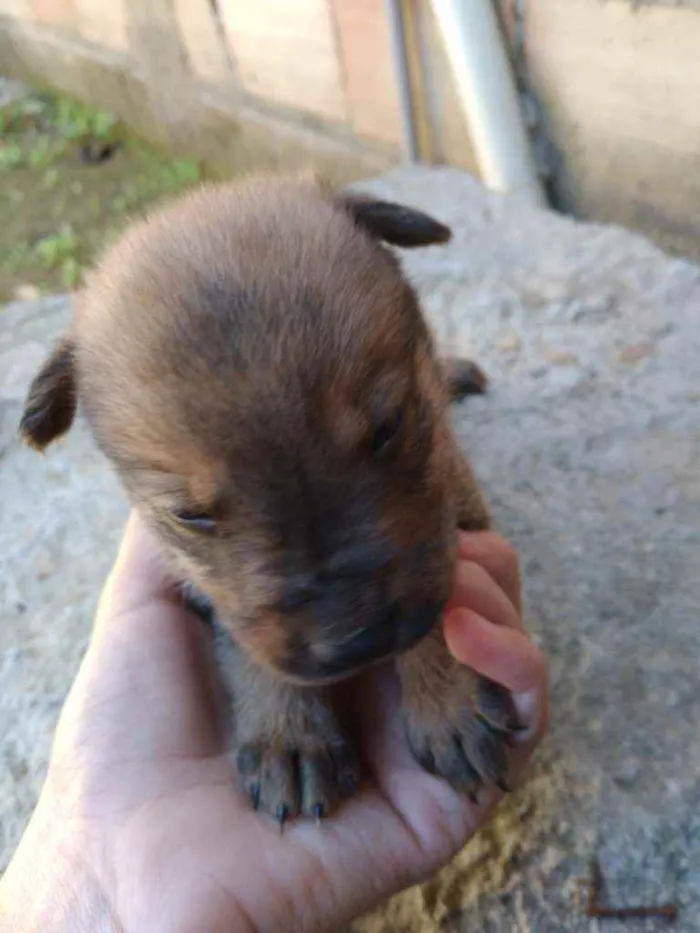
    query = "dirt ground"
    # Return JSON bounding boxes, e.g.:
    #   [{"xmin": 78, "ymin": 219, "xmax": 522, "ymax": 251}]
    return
[
  {"xmin": 0, "ymin": 80, "xmax": 205, "ymax": 303},
  {"xmin": 1, "ymin": 163, "xmax": 699, "ymax": 930}
]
